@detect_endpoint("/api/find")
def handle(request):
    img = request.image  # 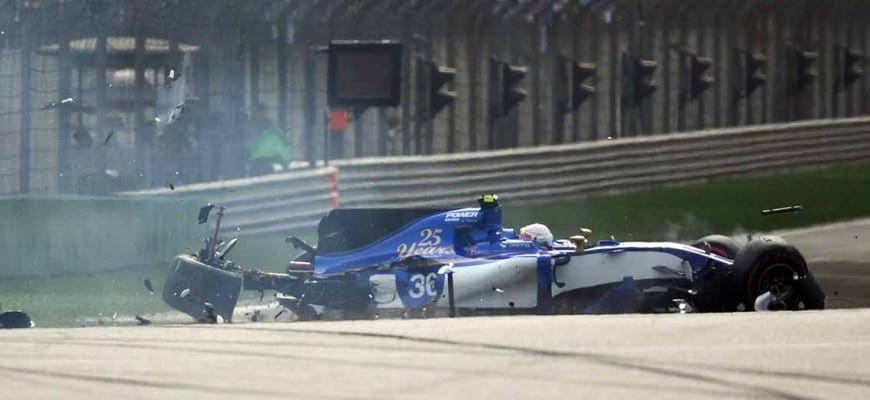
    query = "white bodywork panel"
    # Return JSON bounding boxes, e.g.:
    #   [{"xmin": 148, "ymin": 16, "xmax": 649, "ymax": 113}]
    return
[
  {"xmin": 554, "ymin": 246, "xmax": 695, "ymax": 295},
  {"xmin": 367, "ymin": 242, "xmax": 701, "ymax": 311},
  {"xmin": 448, "ymin": 256, "xmax": 539, "ymax": 309}
]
